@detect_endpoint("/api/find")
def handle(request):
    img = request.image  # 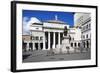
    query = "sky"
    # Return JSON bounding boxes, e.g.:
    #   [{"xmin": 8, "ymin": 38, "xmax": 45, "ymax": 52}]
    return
[{"xmin": 22, "ymin": 10, "xmax": 74, "ymax": 34}]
